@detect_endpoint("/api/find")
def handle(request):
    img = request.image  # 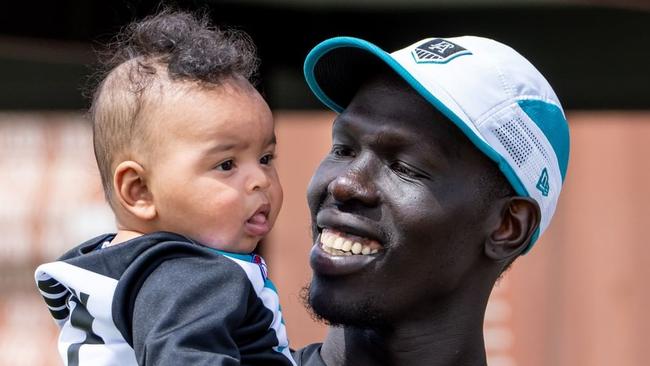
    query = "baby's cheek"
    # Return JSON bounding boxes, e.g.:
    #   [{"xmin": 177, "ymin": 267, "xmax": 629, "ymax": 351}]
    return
[{"xmin": 213, "ymin": 189, "xmax": 246, "ymax": 215}]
